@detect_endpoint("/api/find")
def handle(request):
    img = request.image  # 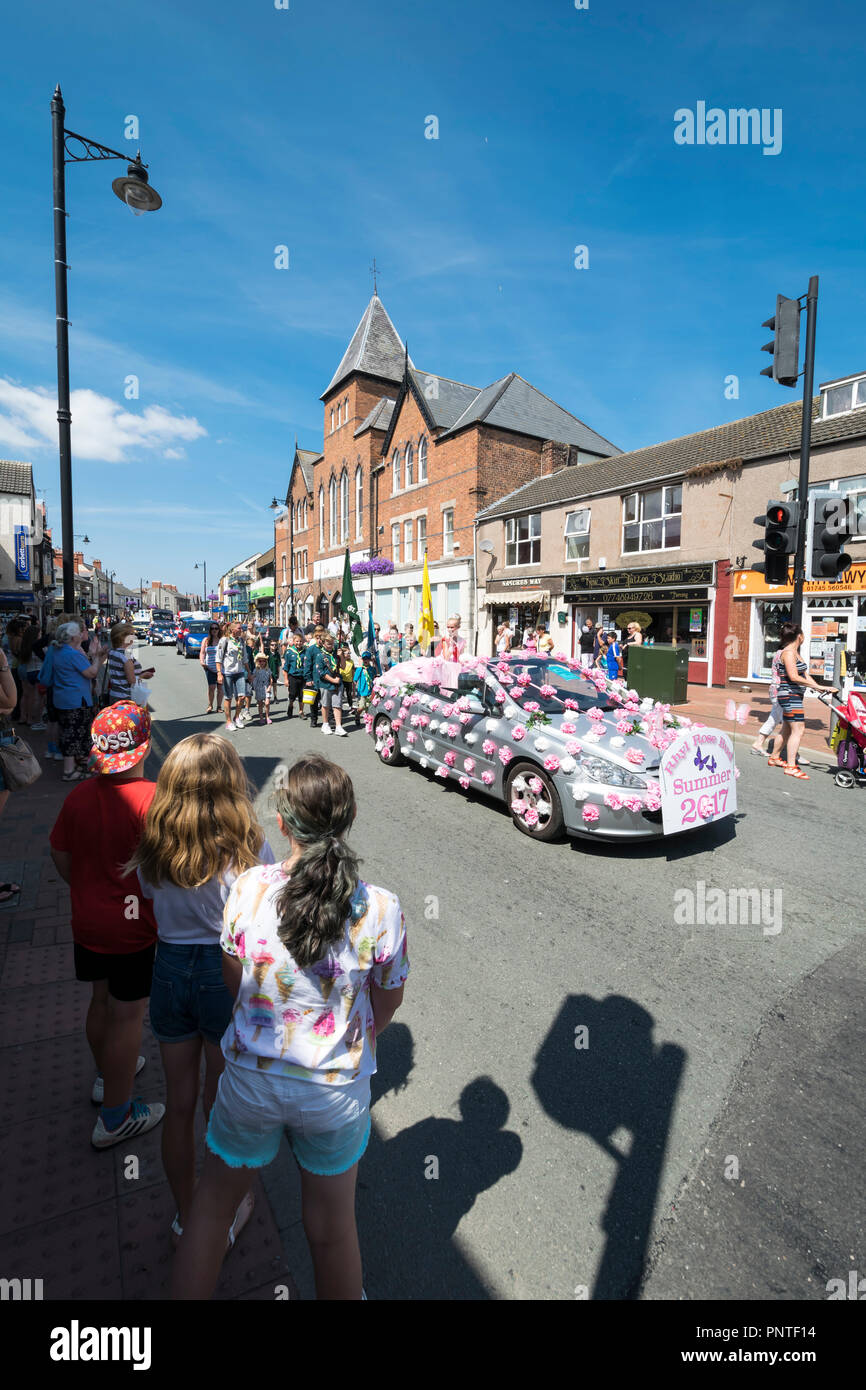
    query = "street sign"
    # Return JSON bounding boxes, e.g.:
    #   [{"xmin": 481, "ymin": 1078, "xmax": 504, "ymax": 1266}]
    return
[{"xmin": 659, "ymin": 728, "xmax": 737, "ymax": 836}]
